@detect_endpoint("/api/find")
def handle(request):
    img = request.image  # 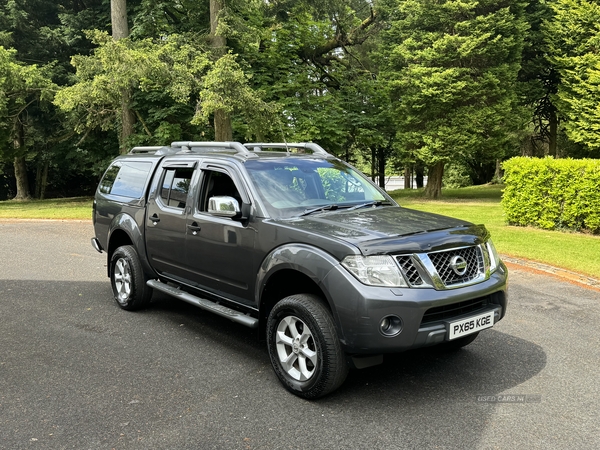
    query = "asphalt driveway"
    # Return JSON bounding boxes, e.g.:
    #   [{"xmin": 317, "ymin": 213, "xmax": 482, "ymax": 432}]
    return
[{"xmin": 0, "ymin": 220, "xmax": 598, "ymax": 449}]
